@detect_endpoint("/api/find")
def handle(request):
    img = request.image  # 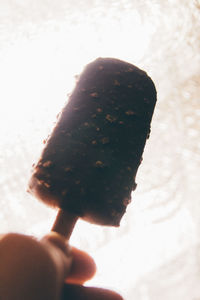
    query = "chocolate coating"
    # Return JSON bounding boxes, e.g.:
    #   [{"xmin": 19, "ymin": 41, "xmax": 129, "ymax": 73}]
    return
[{"xmin": 28, "ymin": 57, "xmax": 157, "ymax": 226}]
